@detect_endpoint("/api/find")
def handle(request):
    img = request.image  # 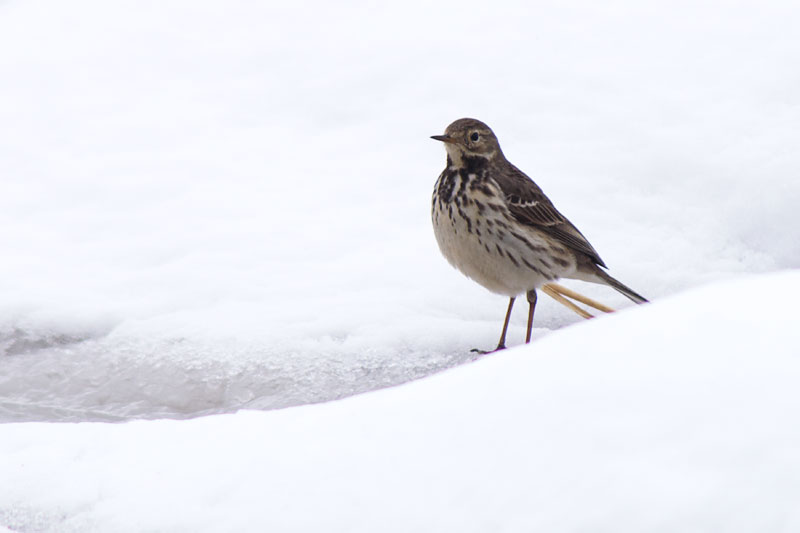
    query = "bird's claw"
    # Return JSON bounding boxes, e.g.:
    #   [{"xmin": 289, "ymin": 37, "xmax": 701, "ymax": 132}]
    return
[{"xmin": 470, "ymin": 345, "xmax": 506, "ymax": 355}]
